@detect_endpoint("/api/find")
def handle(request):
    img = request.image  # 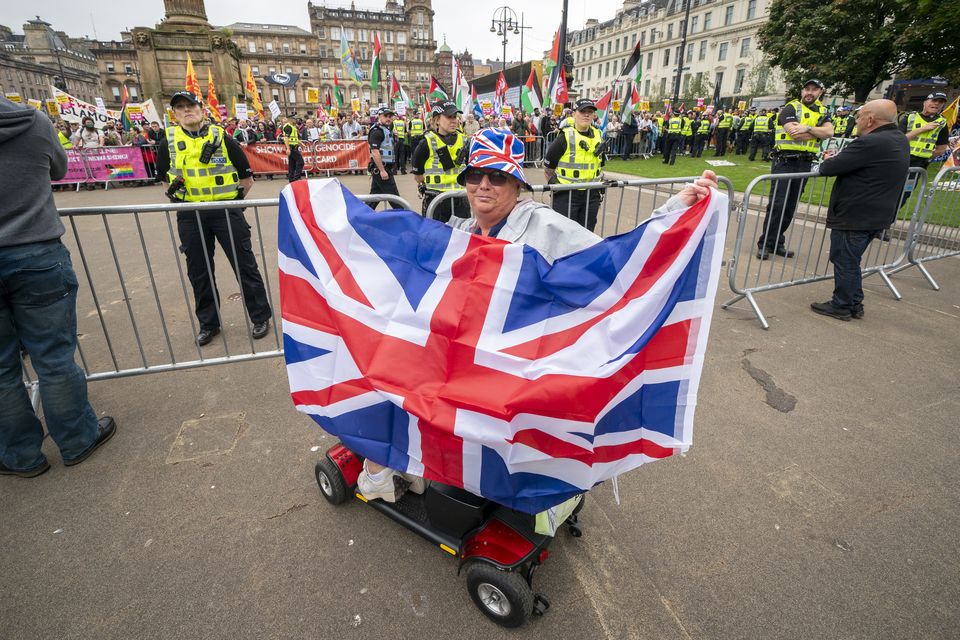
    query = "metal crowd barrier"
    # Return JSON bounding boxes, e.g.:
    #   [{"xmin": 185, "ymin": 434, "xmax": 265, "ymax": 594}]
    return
[
  {"xmin": 892, "ymin": 166, "xmax": 960, "ymax": 290},
  {"xmin": 722, "ymin": 167, "xmax": 928, "ymax": 329},
  {"xmin": 21, "ymin": 194, "xmax": 411, "ymax": 407},
  {"xmin": 424, "ymin": 175, "xmax": 735, "ymax": 239},
  {"xmin": 521, "ymin": 135, "xmax": 544, "ymax": 167}
]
